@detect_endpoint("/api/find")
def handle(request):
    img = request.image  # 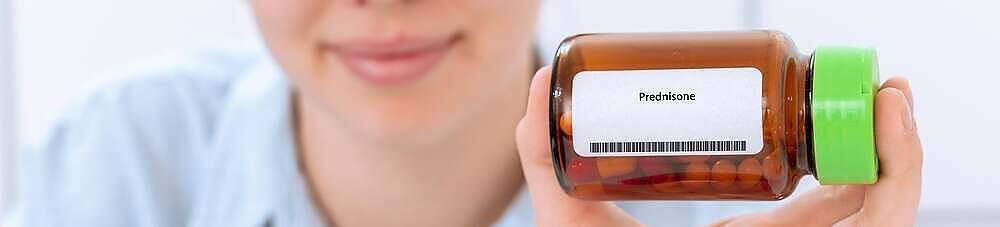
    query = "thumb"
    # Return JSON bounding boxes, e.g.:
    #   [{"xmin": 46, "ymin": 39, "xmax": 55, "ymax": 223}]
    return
[
  {"xmin": 516, "ymin": 66, "xmax": 640, "ymax": 227},
  {"xmin": 852, "ymin": 84, "xmax": 923, "ymax": 226}
]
